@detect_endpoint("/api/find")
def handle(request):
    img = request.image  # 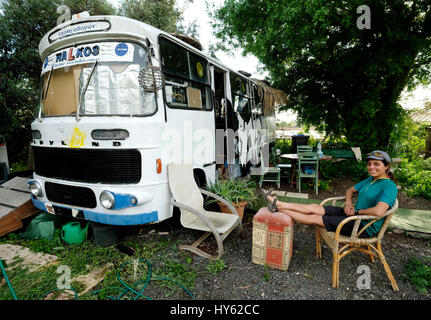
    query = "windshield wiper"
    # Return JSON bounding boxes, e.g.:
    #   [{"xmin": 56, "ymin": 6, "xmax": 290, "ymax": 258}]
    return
[
  {"xmin": 76, "ymin": 60, "xmax": 98, "ymax": 121},
  {"xmin": 42, "ymin": 65, "xmax": 54, "ymax": 101}
]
